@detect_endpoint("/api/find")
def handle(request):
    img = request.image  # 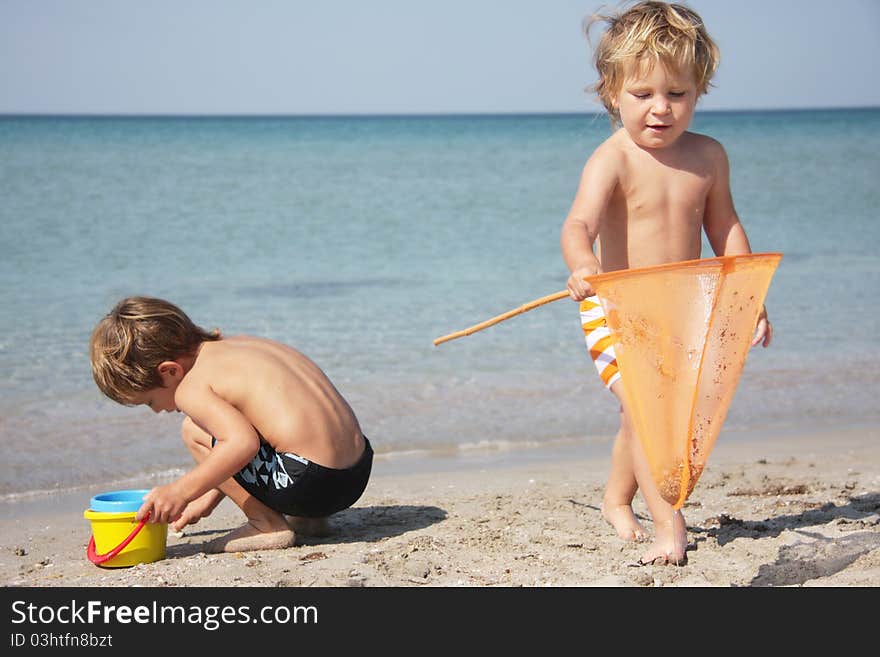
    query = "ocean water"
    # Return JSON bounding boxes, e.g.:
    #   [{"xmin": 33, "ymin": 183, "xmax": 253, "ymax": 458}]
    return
[{"xmin": 1, "ymin": 109, "xmax": 878, "ymax": 498}]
